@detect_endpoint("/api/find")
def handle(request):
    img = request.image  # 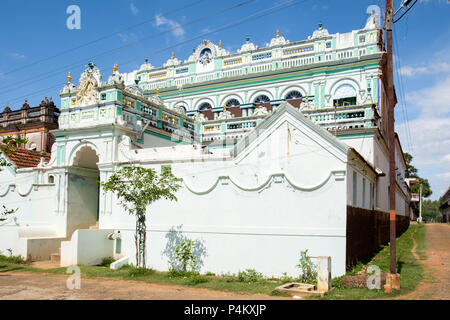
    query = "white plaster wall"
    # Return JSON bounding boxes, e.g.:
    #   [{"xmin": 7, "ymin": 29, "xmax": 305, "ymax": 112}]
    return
[
  {"xmin": 60, "ymin": 229, "xmax": 114, "ymax": 266},
  {"xmin": 100, "ymin": 111, "xmax": 350, "ymax": 278}
]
